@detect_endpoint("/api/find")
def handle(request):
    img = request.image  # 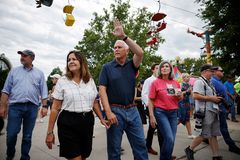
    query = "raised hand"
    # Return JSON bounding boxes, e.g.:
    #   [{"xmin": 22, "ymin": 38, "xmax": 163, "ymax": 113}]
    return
[{"xmin": 112, "ymin": 18, "xmax": 125, "ymax": 39}]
